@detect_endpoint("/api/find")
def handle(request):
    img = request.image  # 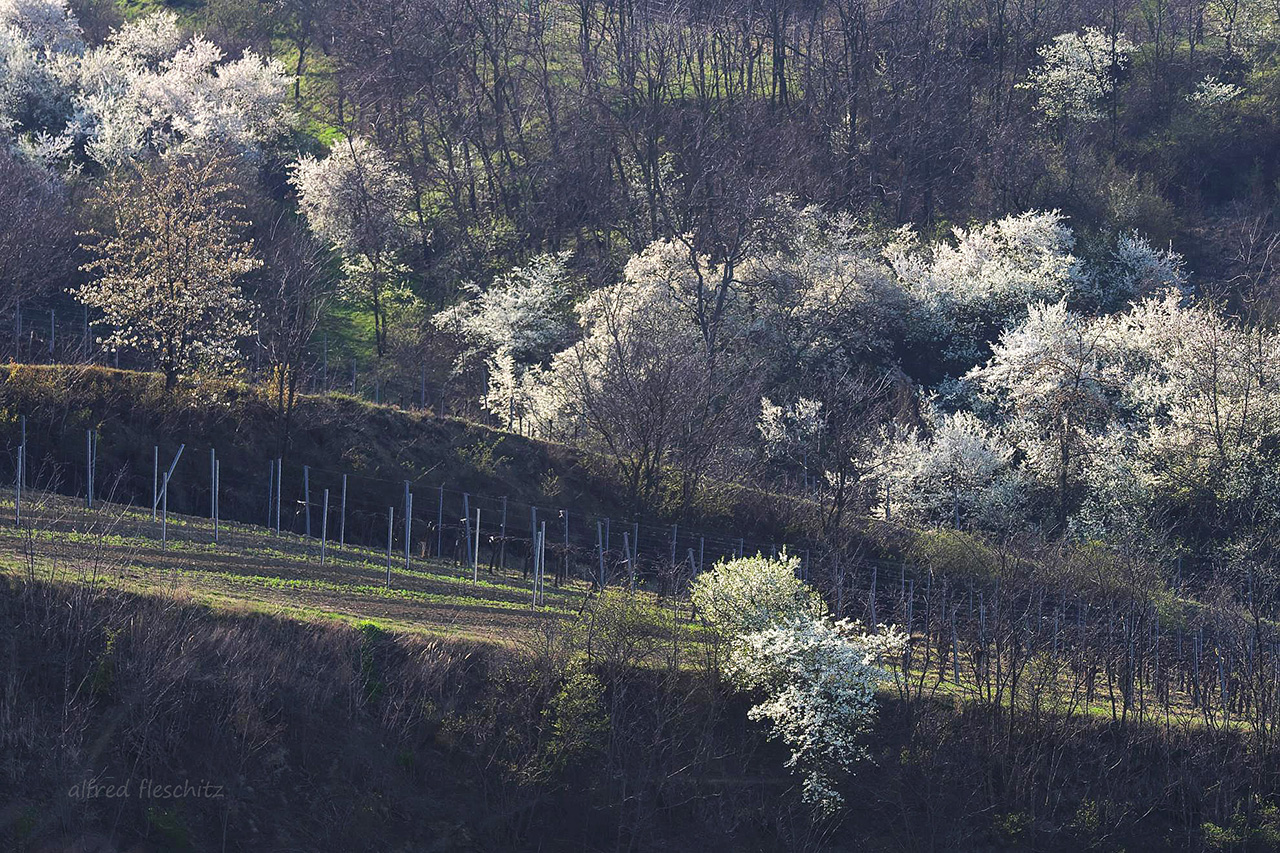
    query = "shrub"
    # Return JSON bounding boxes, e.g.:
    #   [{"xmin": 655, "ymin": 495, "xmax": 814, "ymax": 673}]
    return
[
  {"xmin": 694, "ymin": 553, "xmax": 904, "ymax": 814},
  {"xmin": 725, "ymin": 615, "xmax": 904, "ymax": 814},
  {"xmin": 580, "ymin": 587, "xmax": 676, "ymax": 673},
  {"xmin": 689, "ymin": 552, "xmax": 826, "ymax": 639}
]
